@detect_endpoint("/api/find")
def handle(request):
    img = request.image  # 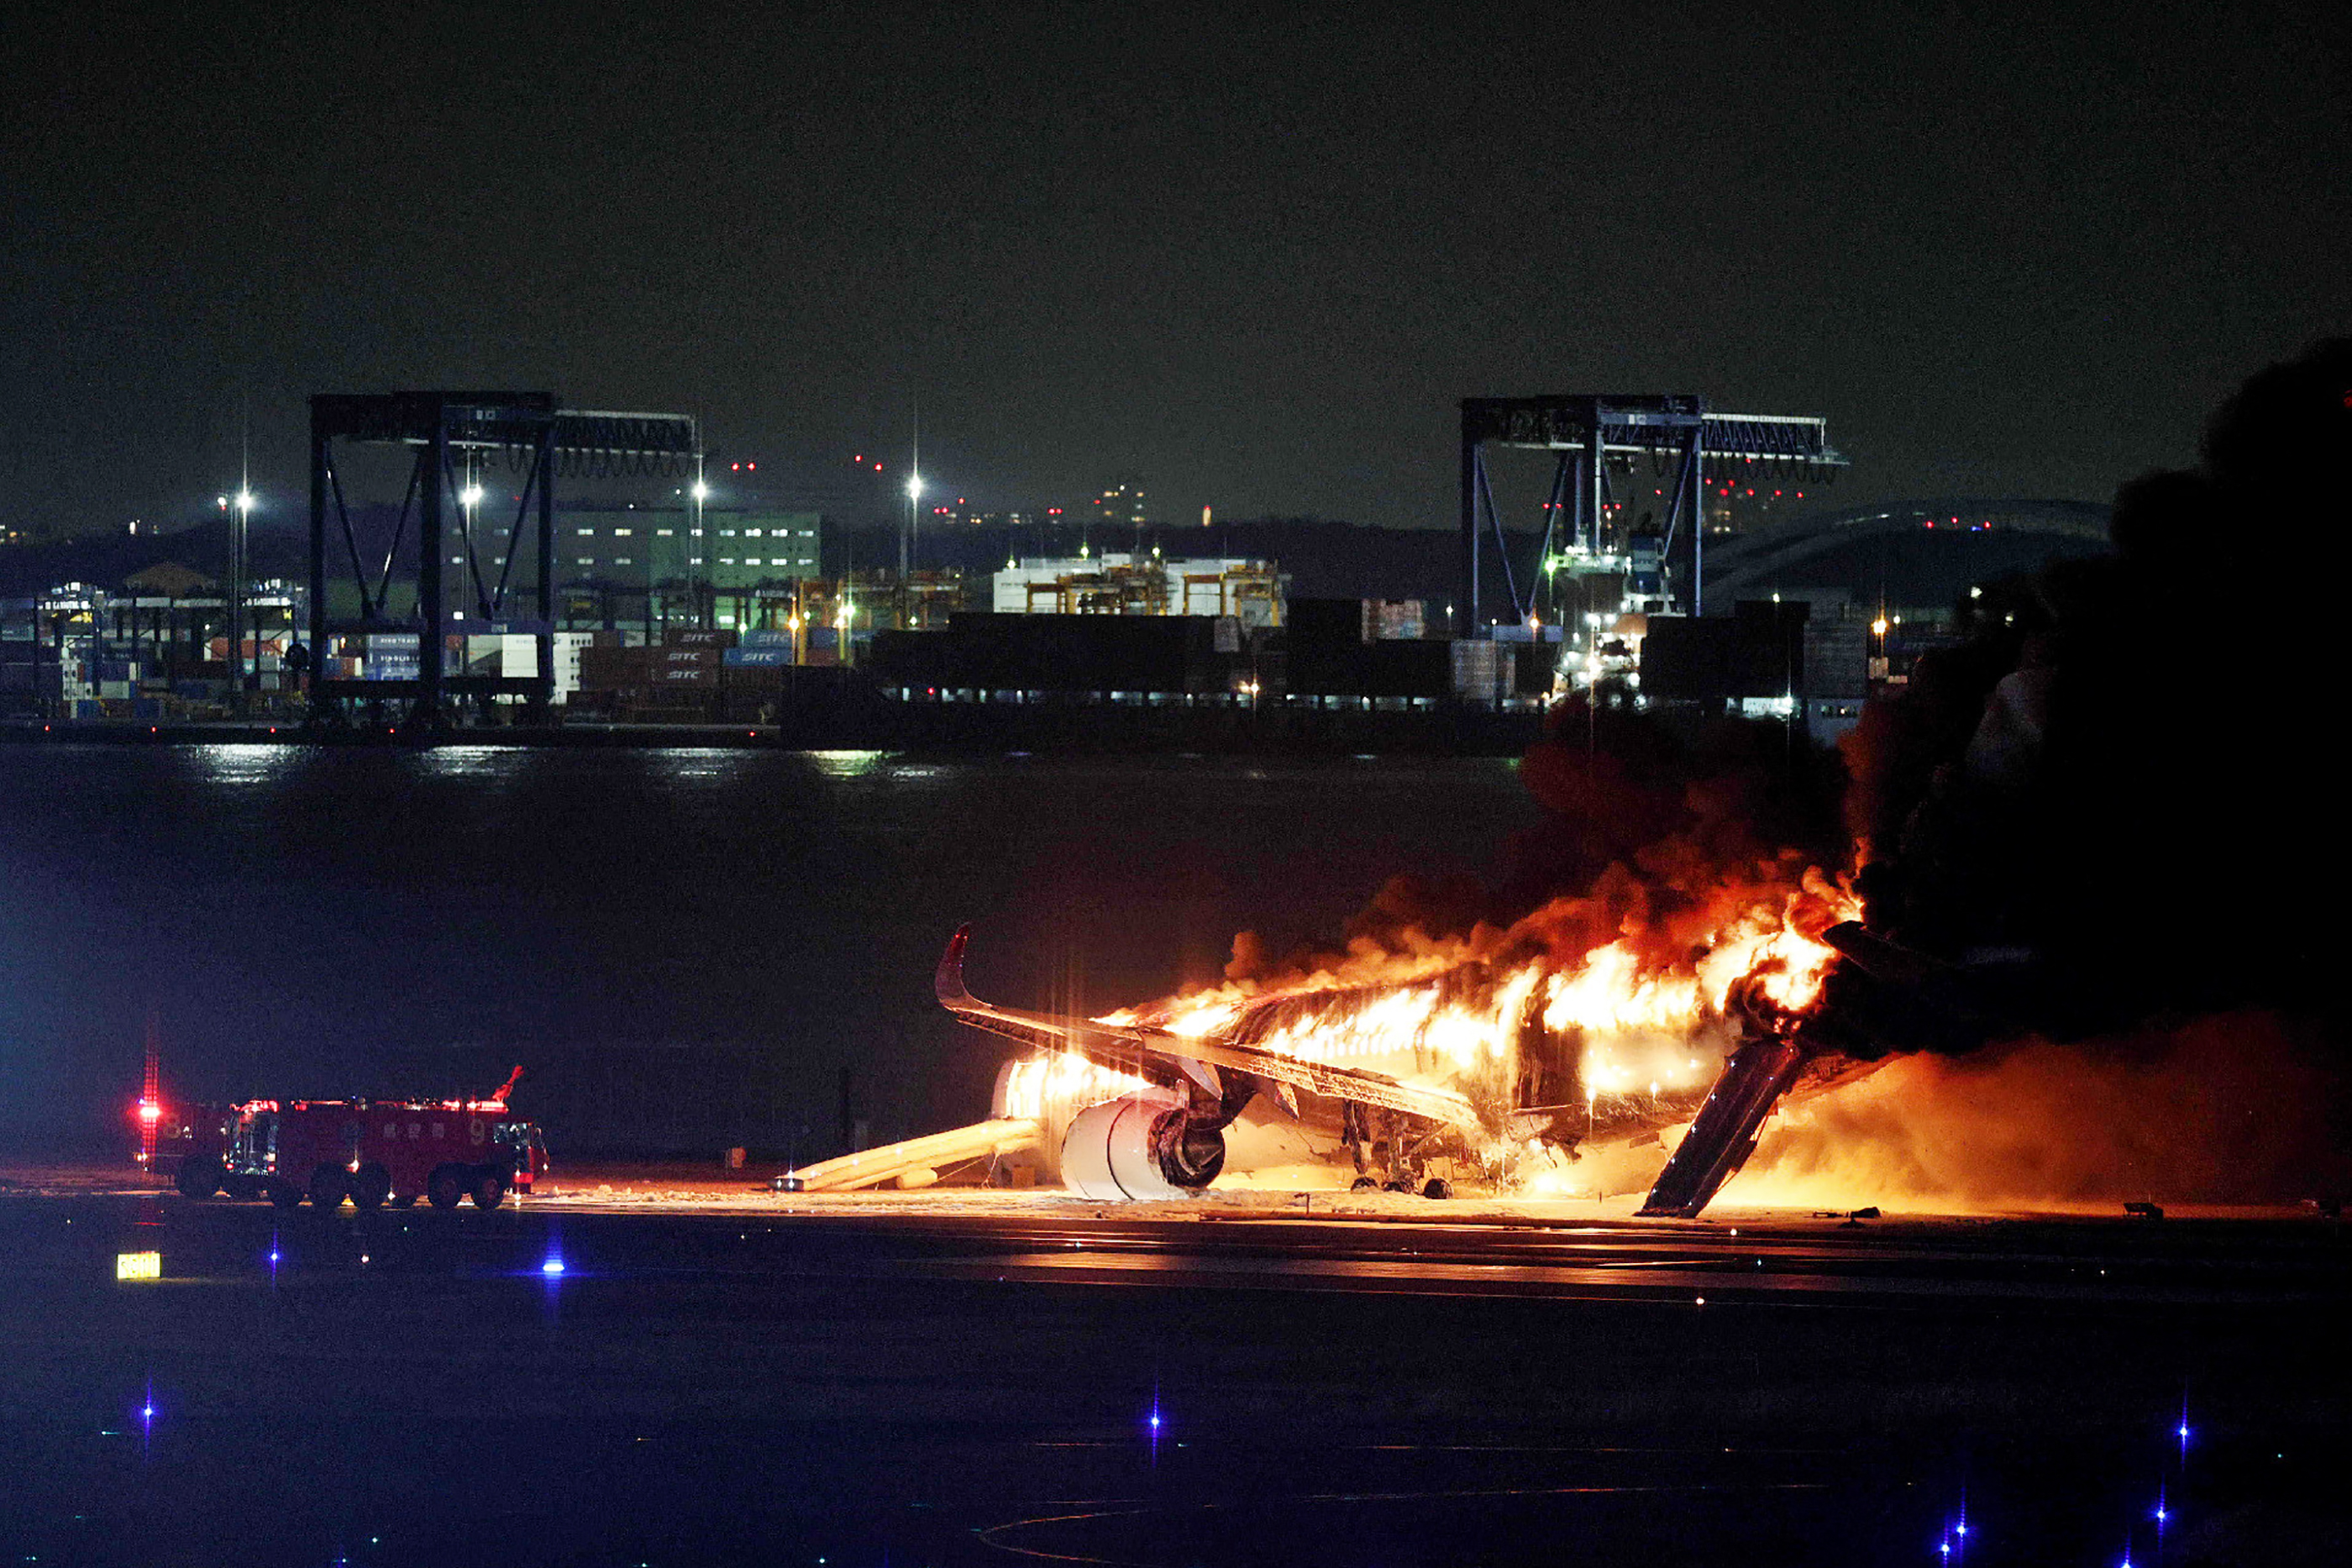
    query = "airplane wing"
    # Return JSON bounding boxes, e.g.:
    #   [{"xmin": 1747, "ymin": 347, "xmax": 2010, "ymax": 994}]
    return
[{"xmin": 936, "ymin": 926, "xmax": 1481, "ymax": 1131}]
